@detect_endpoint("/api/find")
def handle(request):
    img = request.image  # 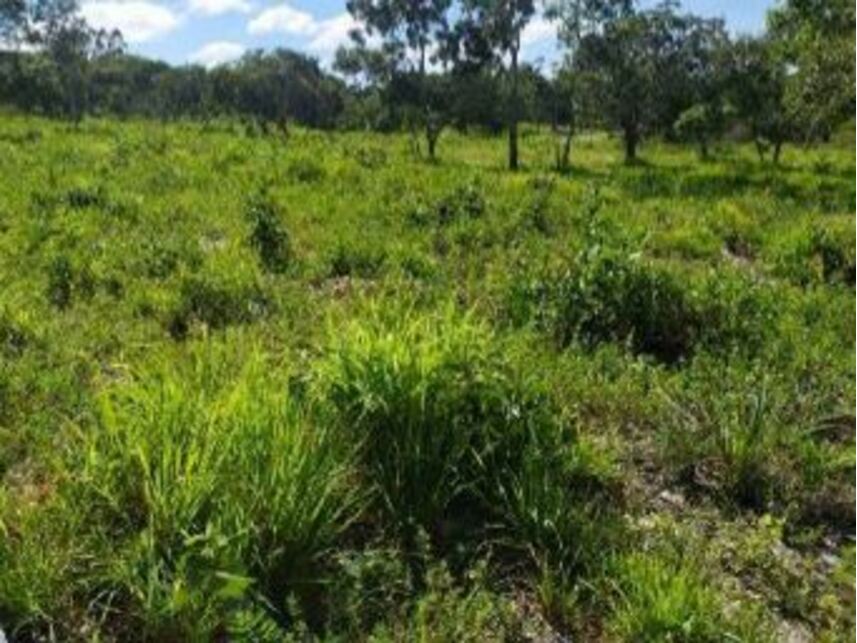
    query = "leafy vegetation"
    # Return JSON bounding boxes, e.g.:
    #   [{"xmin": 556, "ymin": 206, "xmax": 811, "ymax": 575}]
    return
[{"xmin": 0, "ymin": 113, "xmax": 851, "ymax": 640}]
